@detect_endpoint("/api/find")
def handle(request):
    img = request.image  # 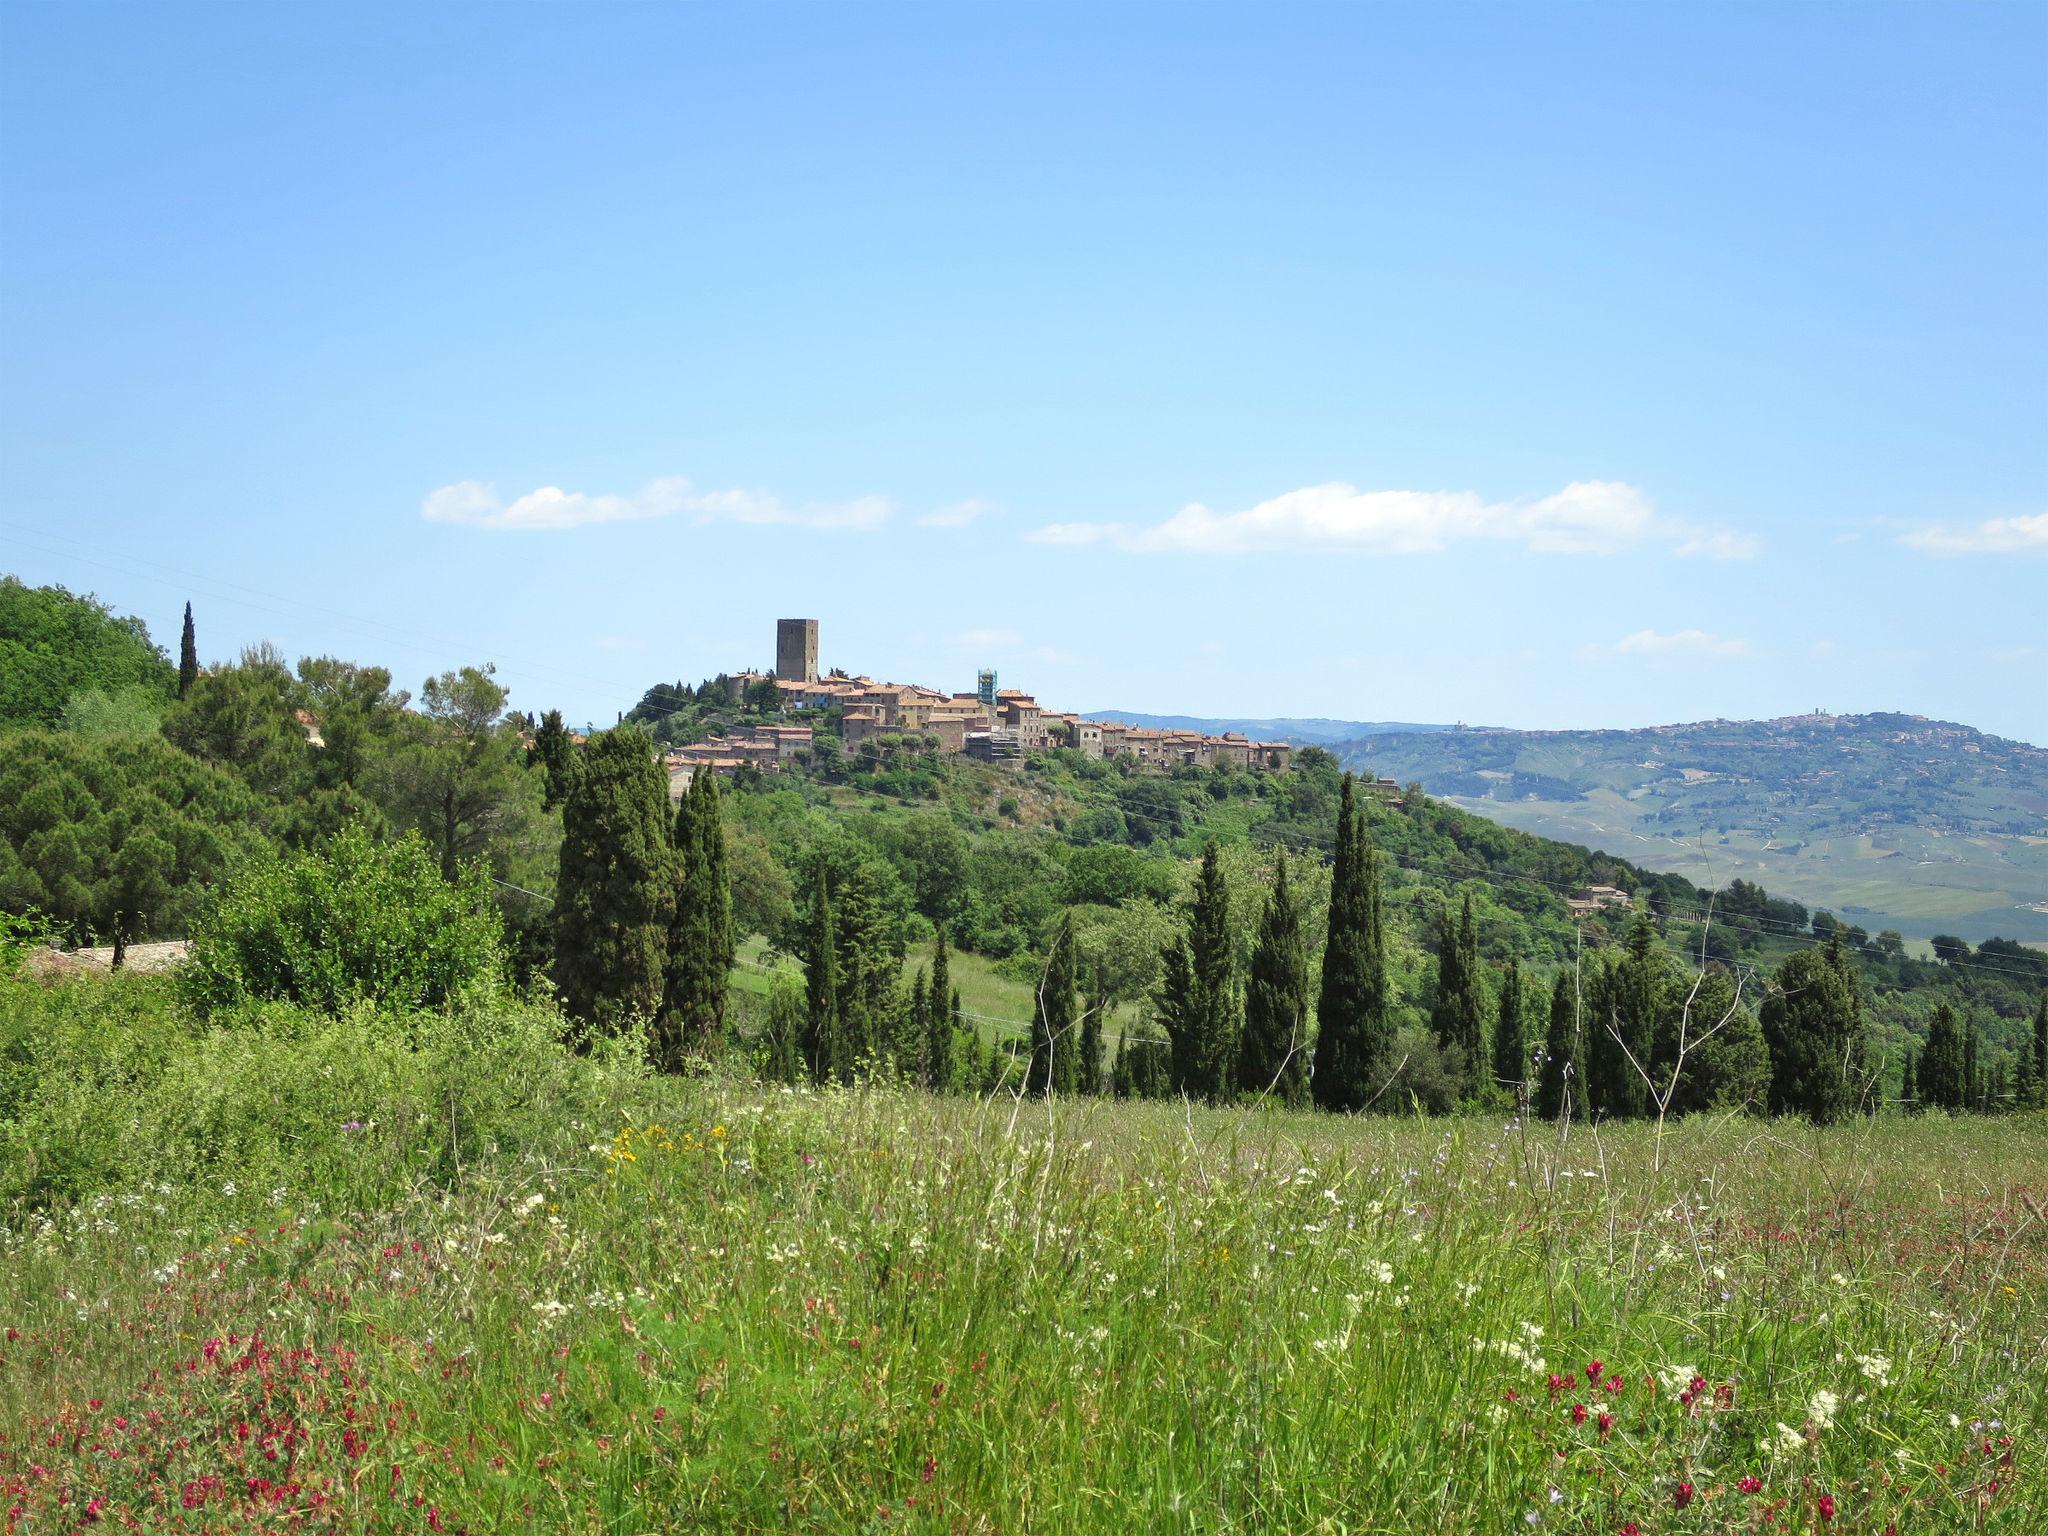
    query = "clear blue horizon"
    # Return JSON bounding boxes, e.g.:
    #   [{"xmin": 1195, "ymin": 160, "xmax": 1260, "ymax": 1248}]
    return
[{"xmin": 4, "ymin": 3, "xmax": 2043, "ymax": 742}]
